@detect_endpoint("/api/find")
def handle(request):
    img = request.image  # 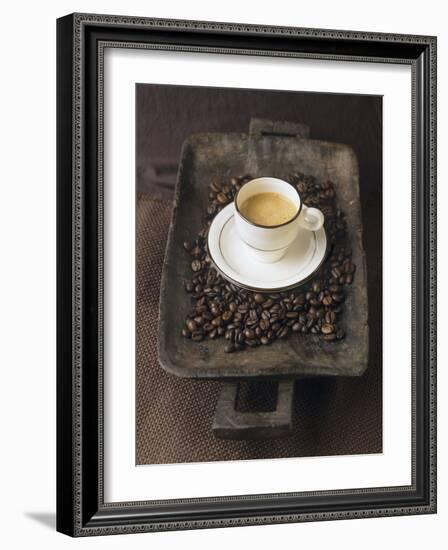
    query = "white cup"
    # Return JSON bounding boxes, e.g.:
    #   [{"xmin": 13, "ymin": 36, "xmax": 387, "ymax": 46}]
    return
[{"xmin": 234, "ymin": 177, "xmax": 324, "ymax": 263}]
